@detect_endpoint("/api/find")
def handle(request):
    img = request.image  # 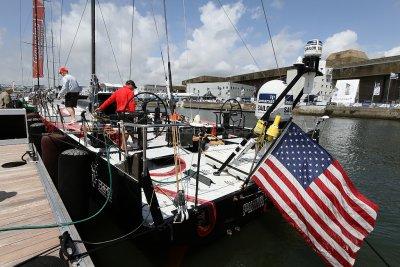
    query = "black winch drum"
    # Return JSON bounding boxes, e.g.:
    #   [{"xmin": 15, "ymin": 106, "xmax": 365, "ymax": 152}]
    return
[
  {"xmin": 41, "ymin": 133, "xmax": 73, "ymax": 187},
  {"xmin": 58, "ymin": 149, "xmax": 91, "ymax": 220},
  {"xmin": 27, "ymin": 112, "xmax": 40, "ymax": 119},
  {"xmin": 27, "ymin": 117, "xmax": 42, "ymax": 127},
  {"xmin": 29, "ymin": 122, "xmax": 46, "ymax": 155}
]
